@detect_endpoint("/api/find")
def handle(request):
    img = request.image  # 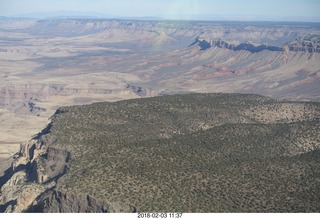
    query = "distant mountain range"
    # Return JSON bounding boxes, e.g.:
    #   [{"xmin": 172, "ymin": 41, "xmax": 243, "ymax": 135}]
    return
[
  {"xmin": 16, "ymin": 11, "xmax": 115, "ymax": 19},
  {"xmin": 2, "ymin": 10, "xmax": 318, "ymax": 22},
  {"xmin": 12, "ymin": 11, "xmax": 162, "ymax": 21}
]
